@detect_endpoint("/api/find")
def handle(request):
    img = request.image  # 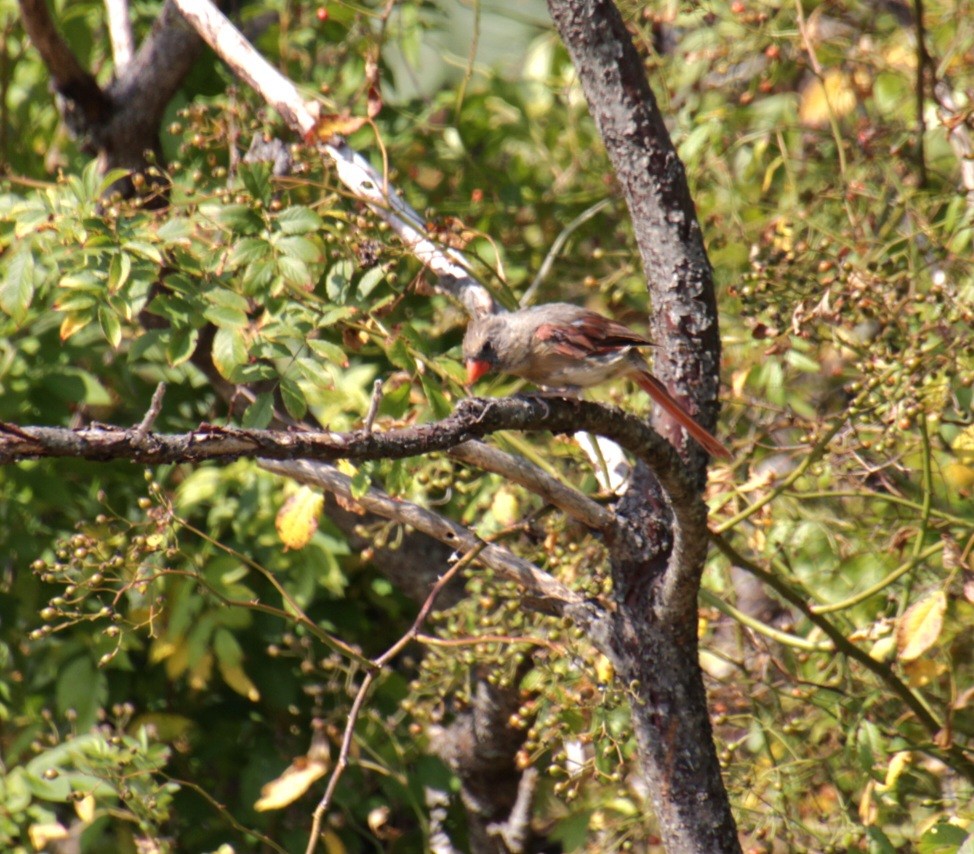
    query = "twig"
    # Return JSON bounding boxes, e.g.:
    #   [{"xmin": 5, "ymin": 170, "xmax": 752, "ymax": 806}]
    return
[
  {"xmin": 104, "ymin": 0, "xmax": 135, "ymax": 71},
  {"xmin": 259, "ymin": 457, "xmax": 610, "ymax": 647},
  {"xmin": 363, "ymin": 379, "xmax": 384, "ymax": 432},
  {"xmin": 933, "ymin": 81, "xmax": 974, "ymax": 208},
  {"xmin": 520, "ymin": 199, "xmax": 611, "ymax": 307},
  {"xmin": 448, "ymin": 439, "xmax": 615, "ymax": 532},
  {"xmin": 487, "ymin": 766, "xmax": 539, "ymax": 853},
  {"xmin": 170, "ymin": 0, "xmax": 494, "ymax": 317},
  {"xmin": 913, "ymin": 0, "xmax": 929, "ymax": 187},
  {"xmin": 304, "ymin": 544, "xmax": 484, "ymax": 854},
  {"xmin": 712, "ymin": 531, "xmax": 974, "ymax": 783},
  {"xmin": 134, "ymin": 382, "xmax": 167, "ymax": 436}
]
